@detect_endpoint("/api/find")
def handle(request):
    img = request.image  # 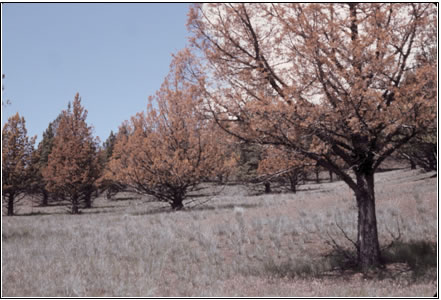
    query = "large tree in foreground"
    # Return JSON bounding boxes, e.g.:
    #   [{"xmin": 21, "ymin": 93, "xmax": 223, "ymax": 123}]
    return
[
  {"xmin": 2, "ymin": 113, "xmax": 36, "ymax": 216},
  {"xmin": 188, "ymin": 3, "xmax": 436, "ymax": 270},
  {"xmin": 106, "ymin": 50, "xmax": 233, "ymax": 210},
  {"xmin": 43, "ymin": 93, "xmax": 101, "ymax": 214}
]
